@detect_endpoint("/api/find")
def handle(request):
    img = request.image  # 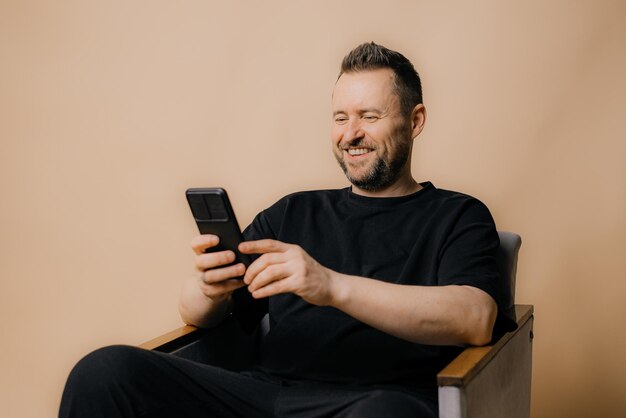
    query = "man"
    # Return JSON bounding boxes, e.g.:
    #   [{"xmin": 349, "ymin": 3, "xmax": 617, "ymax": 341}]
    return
[{"xmin": 60, "ymin": 42, "xmax": 512, "ymax": 418}]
